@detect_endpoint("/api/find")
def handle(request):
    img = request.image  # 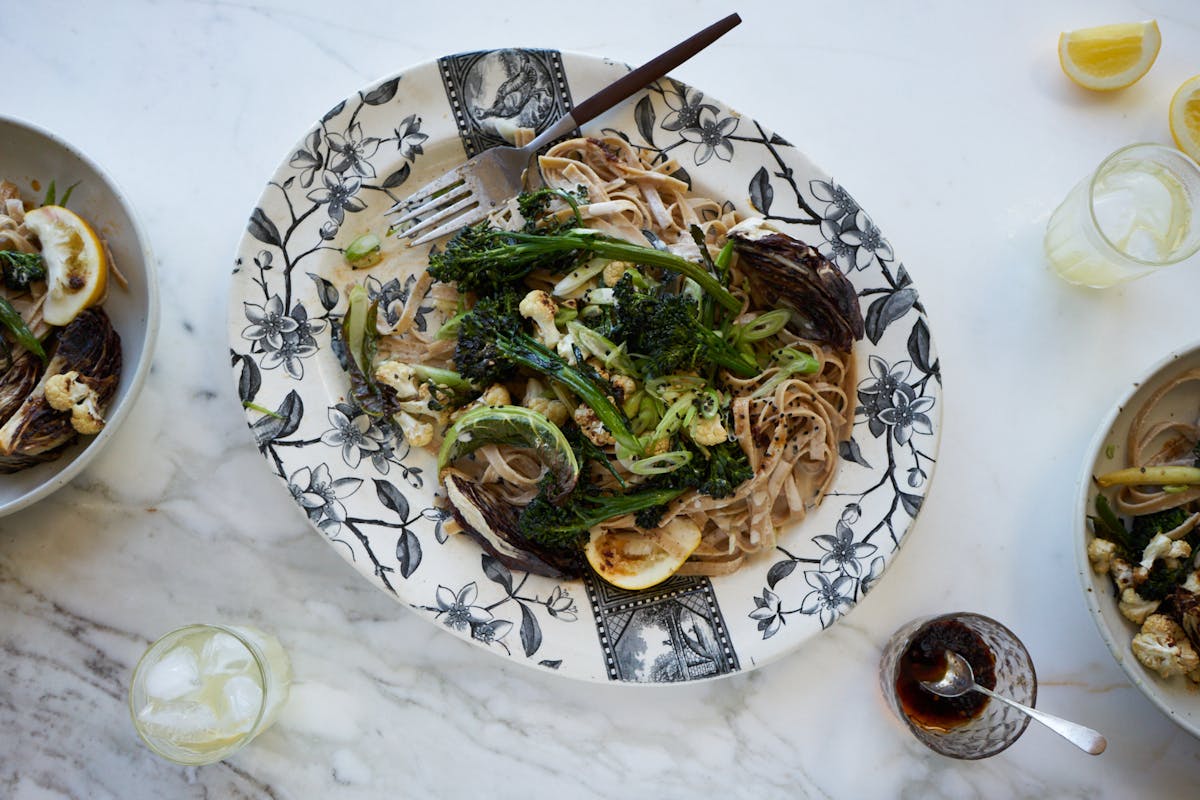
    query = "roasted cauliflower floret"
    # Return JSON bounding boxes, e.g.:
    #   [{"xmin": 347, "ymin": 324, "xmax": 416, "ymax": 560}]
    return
[
  {"xmin": 1131, "ymin": 614, "xmax": 1200, "ymax": 680},
  {"xmin": 1119, "ymin": 588, "xmax": 1160, "ymax": 625},
  {"xmin": 1141, "ymin": 533, "xmax": 1192, "ymax": 571},
  {"xmin": 522, "ymin": 379, "xmax": 568, "ymax": 426},
  {"xmin": 573, "ymin": 404, "xmax": 614, "ymax": 446},
  {"xmin": 610, "ymin": 373, "xmax": 636, "ymax": 401},
  {"xmin": 556, "ymin": 331, "xmax": 580, "ymax": 365},
  {"xmin": 689, "ymin": 414, "xmax": 729, "ymax": 446},
  {"xmin": 1185, "ymin": 570, "xmax": 1200, "ymax": 594},
  {"xmin": 519, "ymin": 290, "xmax": 561, "ymax": 347},
  {"xmin": 1111, "ymin": 557, "xmax": 1148, "ymax": 592},
  {"xmin": 1087, "ymin": 538, "xmax": 1117, "ymax": 575},
  {"xmin": 479, "ymin": 384, "xmax": 511, "ymax": 407},
  {"xmin": 395, "ymin": 411, "xmax": 433, "ymax": 448},
  {"xmin": 602, "ymin": 260, "xmax": 631, "ymax": 287},
  {"xmin": 375, "ymin": 360, "xmax": 420, "ymax": 400},
  {"xmin": 44, "ymin": 371, "xmax": 106, "ymax": 435}
]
